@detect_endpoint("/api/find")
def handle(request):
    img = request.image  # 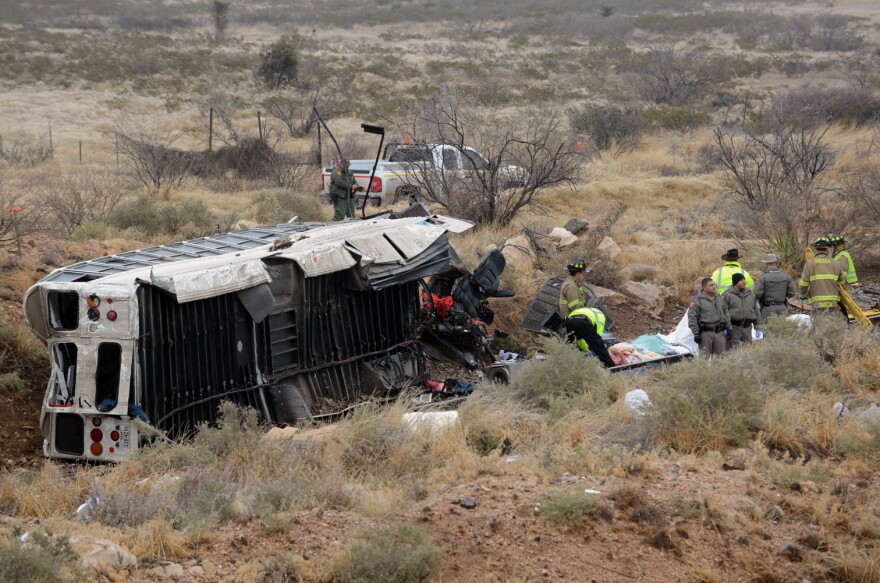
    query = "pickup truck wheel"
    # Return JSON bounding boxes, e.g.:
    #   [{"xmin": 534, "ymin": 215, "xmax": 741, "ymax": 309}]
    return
[{"xmin": 394, "ymin": 186, "xmax": 420, "ymax": 204}]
